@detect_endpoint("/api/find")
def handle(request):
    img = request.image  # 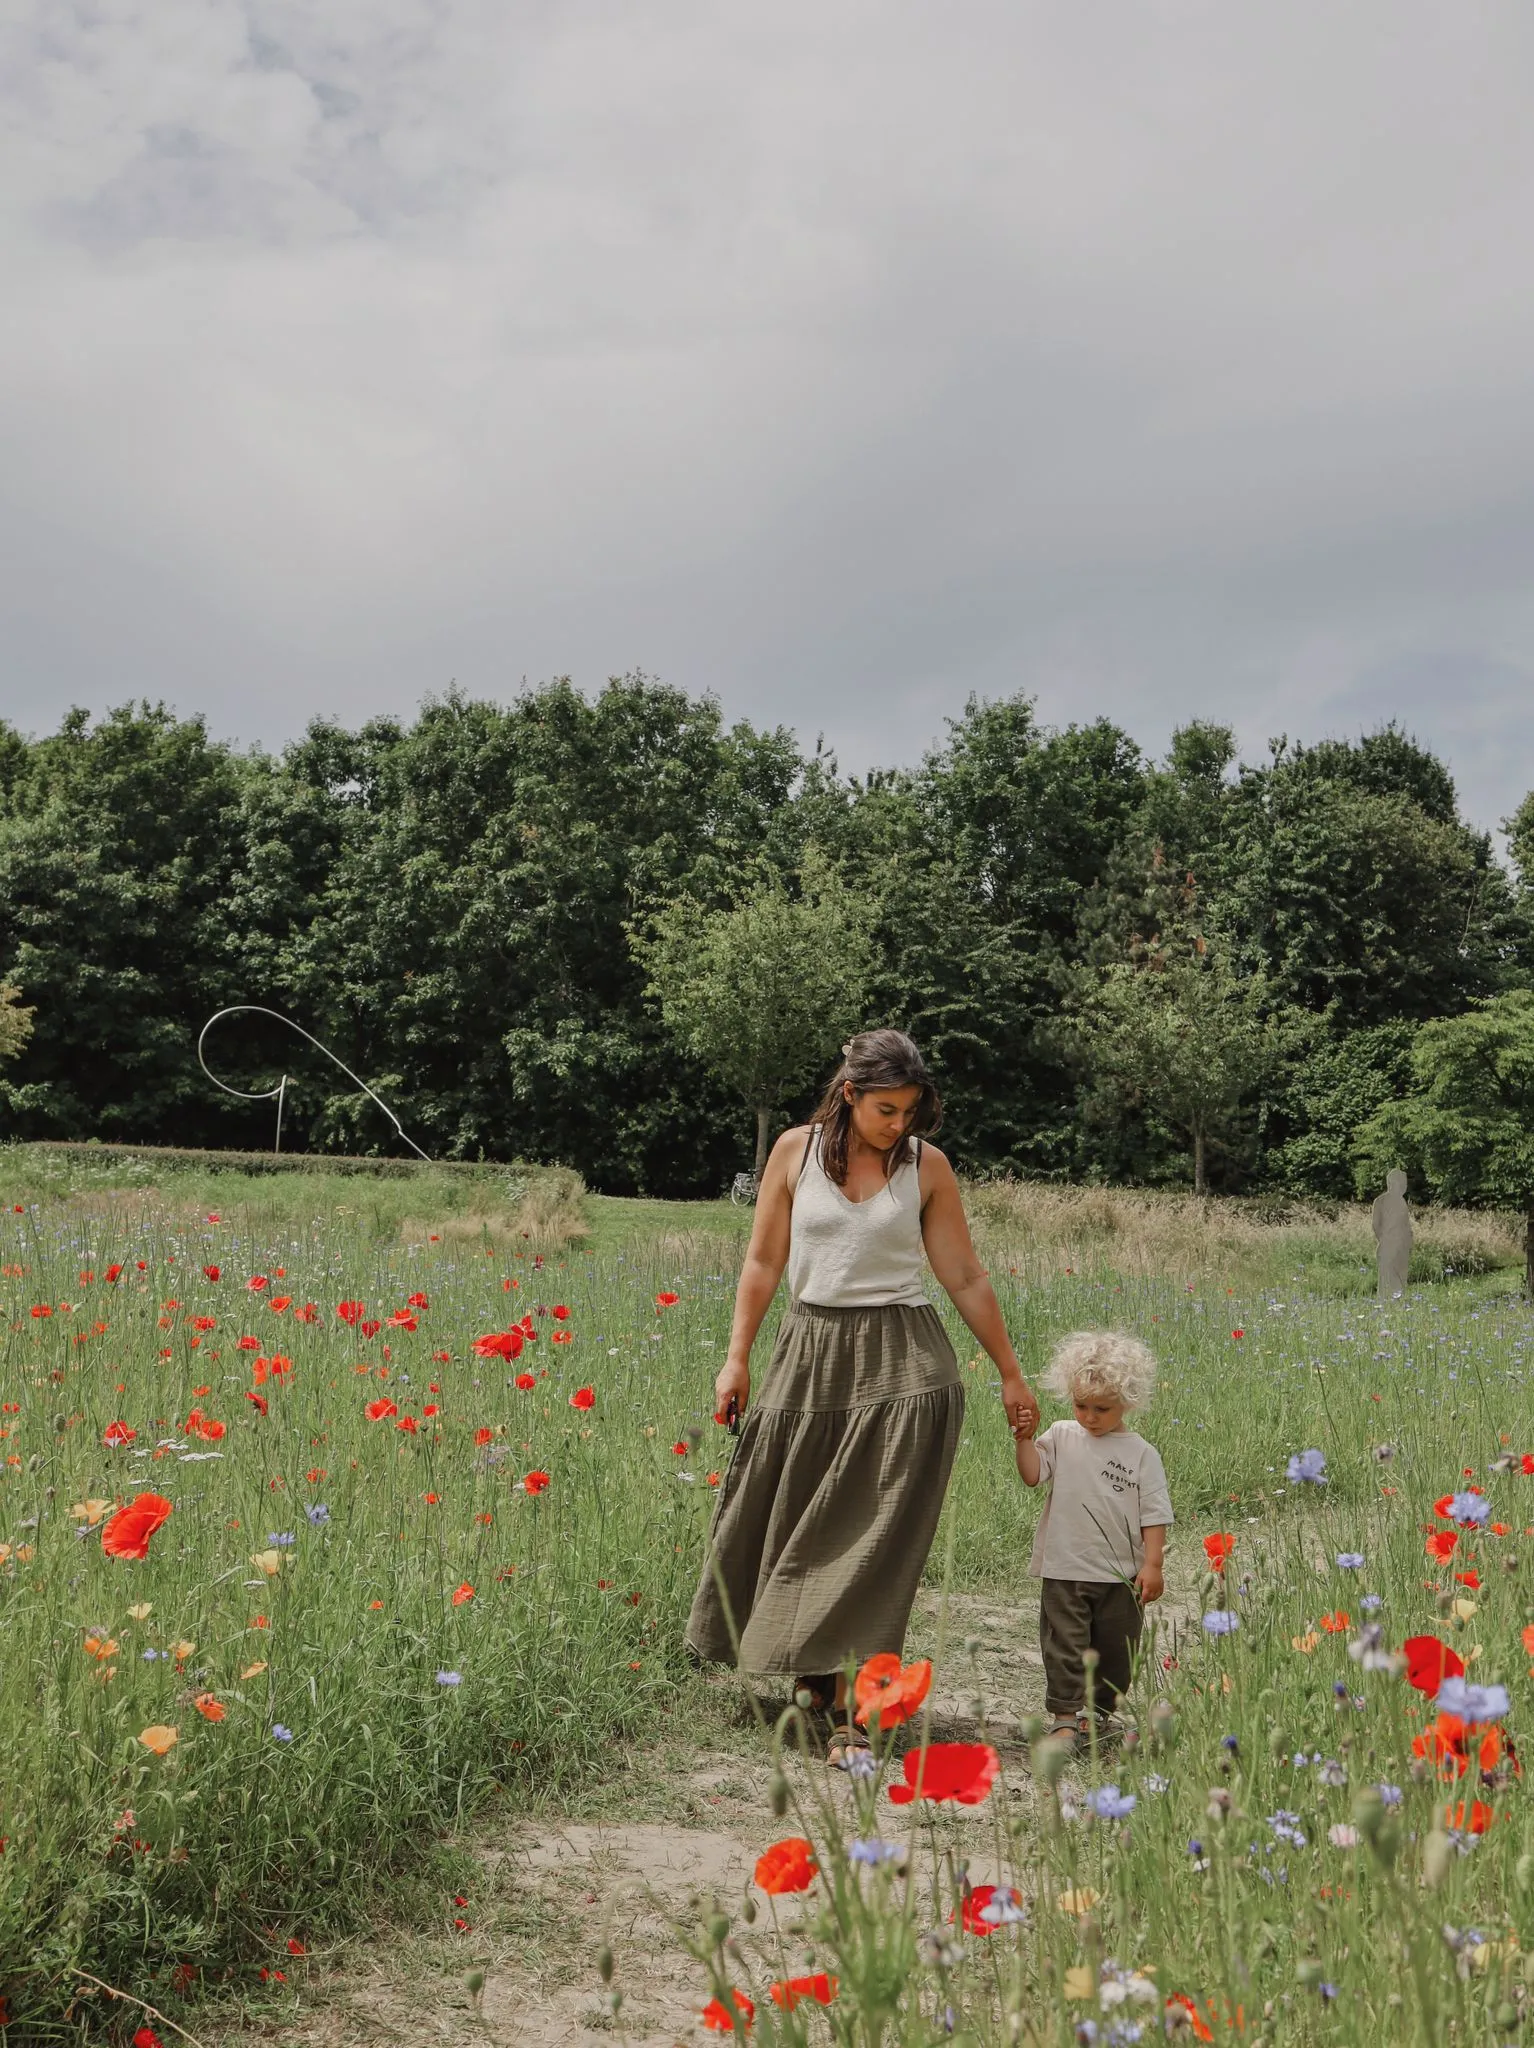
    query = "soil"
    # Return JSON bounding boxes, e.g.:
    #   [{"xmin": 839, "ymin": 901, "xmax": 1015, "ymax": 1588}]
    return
[{"xmin": 206, "ymin": 1584, "xmax": 1195, "ymax": 2048}]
